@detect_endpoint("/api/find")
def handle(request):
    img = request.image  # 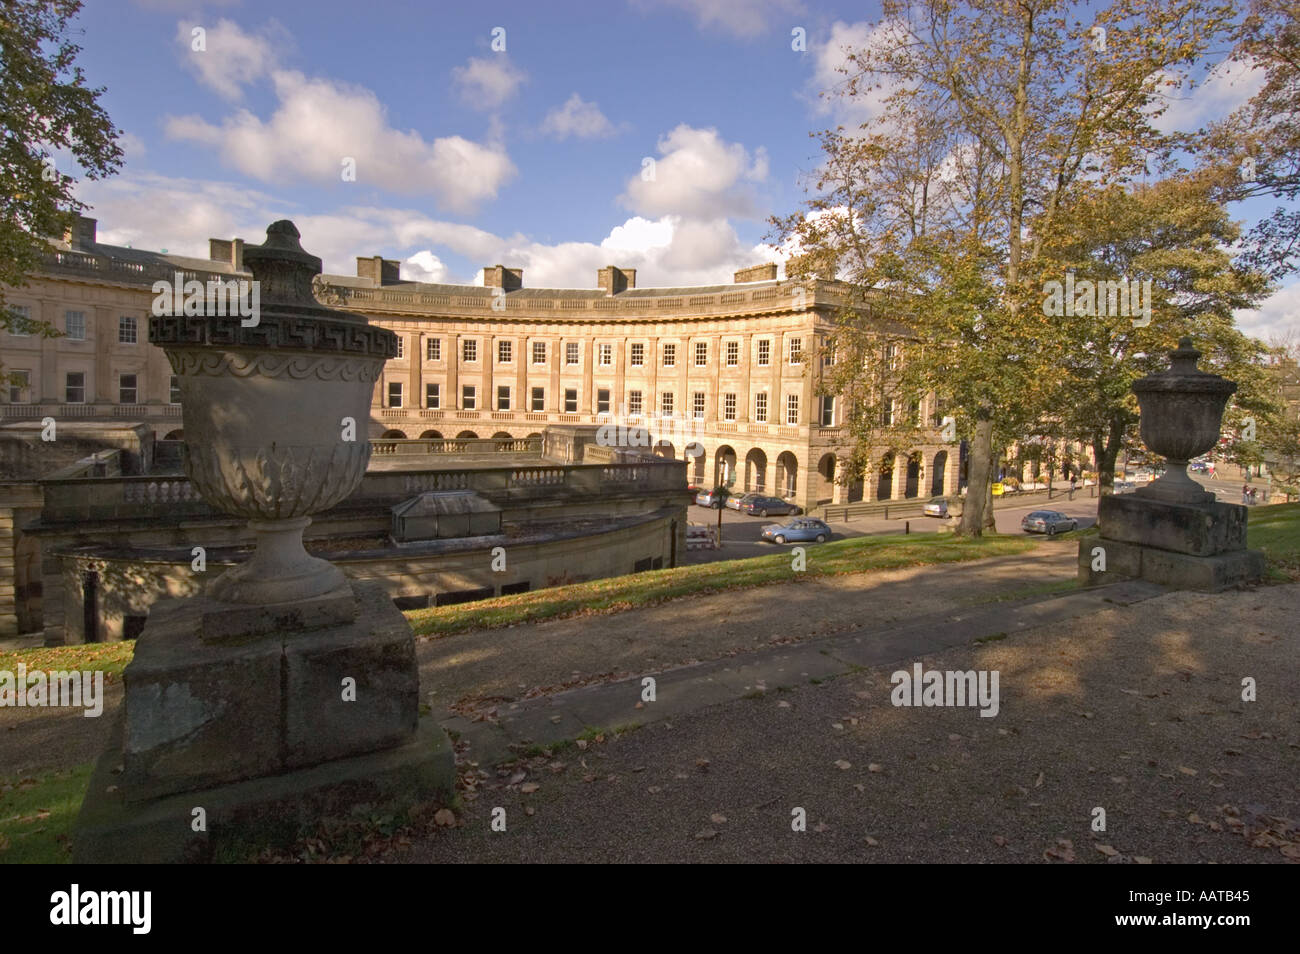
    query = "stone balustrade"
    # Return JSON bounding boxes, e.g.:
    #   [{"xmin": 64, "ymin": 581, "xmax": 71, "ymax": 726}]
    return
[{"xmin": 36, "ymin": 455, "xmax": 687, "ymax": 525}]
